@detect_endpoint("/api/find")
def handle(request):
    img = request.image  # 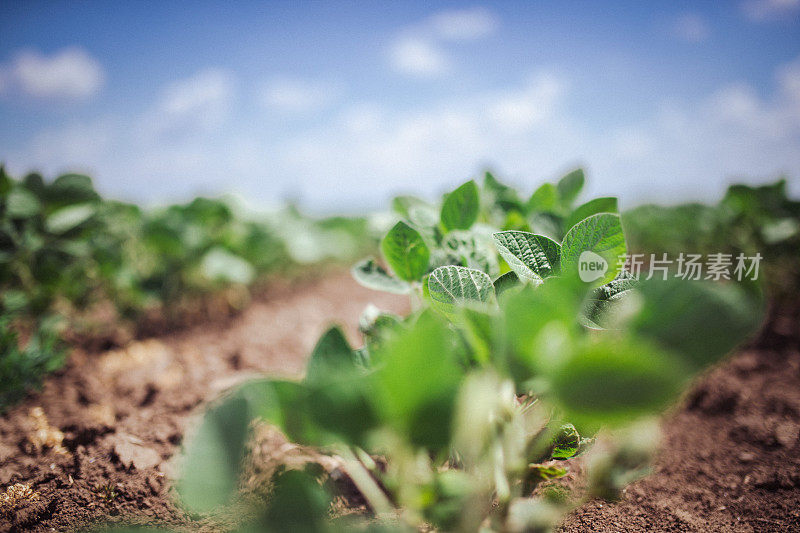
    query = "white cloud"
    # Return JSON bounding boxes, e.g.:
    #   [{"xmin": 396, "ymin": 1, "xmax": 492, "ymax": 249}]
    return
[
  {"xmin": 7, "ymin": 55, "xmax": 800, "ymax": 212},
  {"xmin": 389, "ymin": 36, "xmax": 450, "ymax": 77},
  {"xmin": 141, "ymin": 68, "xmax": 235, "ymax": 139},
  {"xmin": 671, "ymin": 13, "xmax": 711, "ymax": 43},
  {"xmin": 741, "ymin": 0, "xmax": 800, "ymax": 21},
  {"xmin": 389, "ymin": 7, "xmax": 499, "ymax": 78},
  {"xmin": 259, "ymin": 77, "xmax": 341, "ymax": 113},
  {"xmin": 487, "ymin": 73, "xmax": 565, "ymax": 132},
  {"xmin": 429, "ymin": 7, "xmax": 499, "ymax": 41},
  {"xmin": 0, "ymin": 47, "xmax": 104, "ymax": 100}
]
